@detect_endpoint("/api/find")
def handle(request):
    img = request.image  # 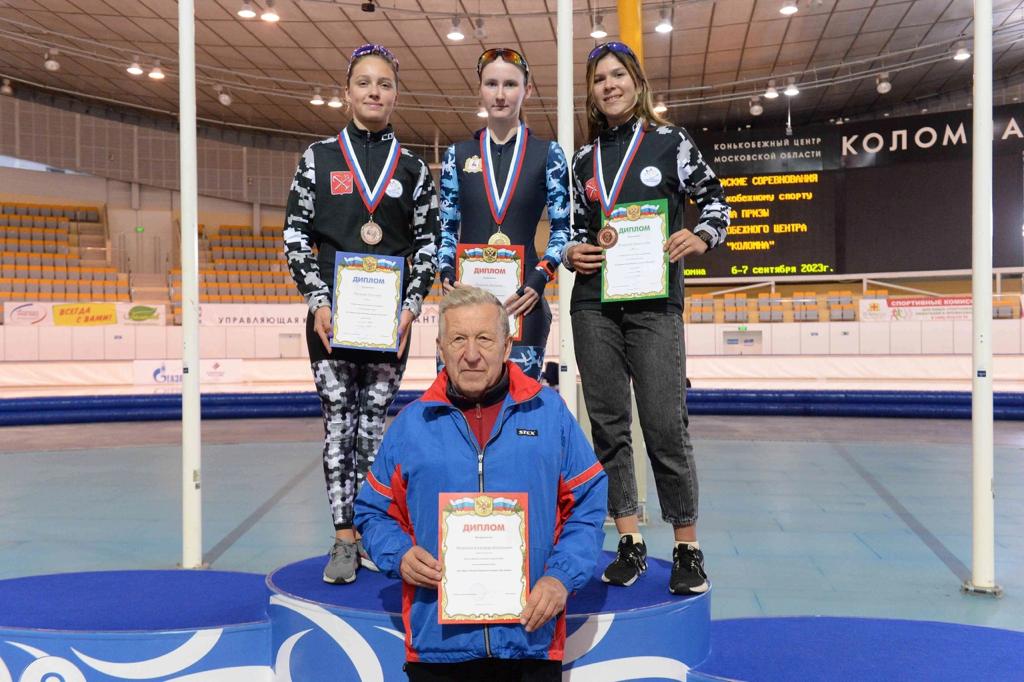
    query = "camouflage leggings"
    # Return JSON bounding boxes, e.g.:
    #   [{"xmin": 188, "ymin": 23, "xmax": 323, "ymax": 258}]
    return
[{"xmin": 311, "ymin": 359, "xmax": 406, "ymax": 529}]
